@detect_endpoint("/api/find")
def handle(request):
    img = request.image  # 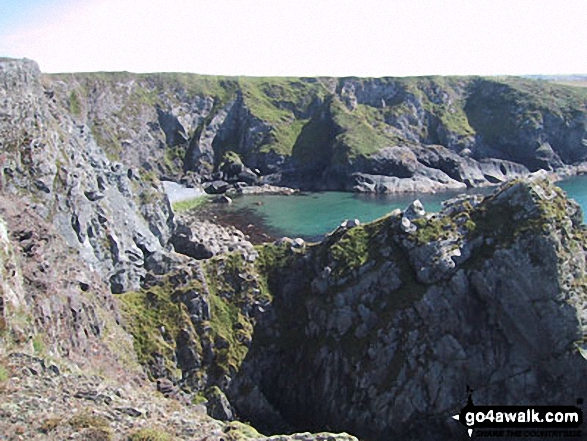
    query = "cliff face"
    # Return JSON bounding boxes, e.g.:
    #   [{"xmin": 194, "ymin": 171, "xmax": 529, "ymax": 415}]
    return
[
  {"xmin": 43, "ymin": 67, "xmax": 587, "ymax": 193},
  {"xmin": 1, "ymin": 58, "xmax": 587, "ymax": 440},
  {"xmin": 221, "ymin": 177, "xmax": 587, "ymax": 440},
  {"xmin": 1, "ymin": 59, "xmax": 176, "ymax": 294},
  {"xmin": 111, "ymin": 177, "xmax": 587, "ymax": 440},
  {"xmin": 0, "ymin": 58, "xmax": 361, "ymax": 441}
]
